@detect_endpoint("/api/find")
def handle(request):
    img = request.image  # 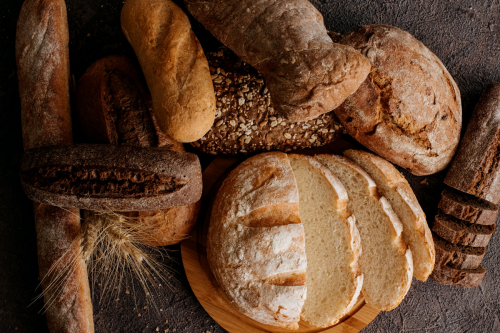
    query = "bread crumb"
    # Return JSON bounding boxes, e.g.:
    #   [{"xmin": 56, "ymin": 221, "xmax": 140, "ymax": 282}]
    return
[
  {"xmin": 138, "ymin": 313, "xmax": 141, "ymax": 317},
  {"xmin": 125, "ymin": 290, "xmax": 130, "ymax": 294},
  {"xmin": 420, "ymin": 179, "xmax": 429, "ymax": 185}
]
